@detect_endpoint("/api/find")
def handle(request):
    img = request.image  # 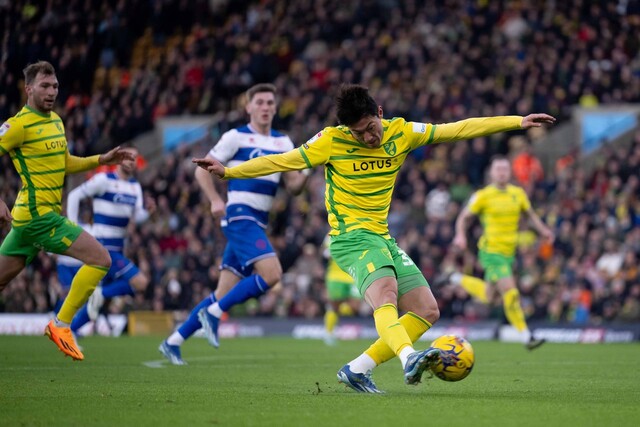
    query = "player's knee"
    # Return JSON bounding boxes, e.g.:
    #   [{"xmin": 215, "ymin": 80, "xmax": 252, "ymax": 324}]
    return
[
  {"xmin": 381, "ymin": 287, "xmax": 398, "ymax": 304},
  {"xmin": 367, "ymin": 284, "xmax": 399, "ymax": 308},
  {"xmin": 260, "ymin": 267, "xmax": 282, "ymax": 287},
  {"xmin": 94, "ymin": 246, "xmax": 111, "ymax": 270},
  {"xmin": 131, "ymin": 273, "xmax": 149, "ymax": 291},
  {"xmin": 415, "ymin": 304, "xmax": 440, "ymax": 325}
]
